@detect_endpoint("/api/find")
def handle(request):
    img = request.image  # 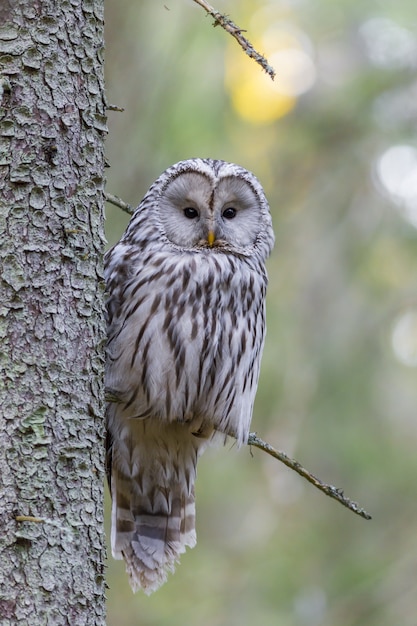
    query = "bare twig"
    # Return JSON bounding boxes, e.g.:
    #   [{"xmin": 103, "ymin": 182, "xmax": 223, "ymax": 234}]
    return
[
  {"xmin": 107, "ymin": 104, "xmax": 125, "ymax": 112},
  {"xmin": 248, "ymin": 433, "xmax": 372, "ymax": 520},
  {"xmin": 15, "ymin": 515, "xmax": 44, "ymax": 523},
  {"xmin": 192, "ymin": 0, "xmax": 275, "ymax": 80},
  {"xmin": 104, "ymin": 192, "xmax": 134, "ymax": 215}
]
